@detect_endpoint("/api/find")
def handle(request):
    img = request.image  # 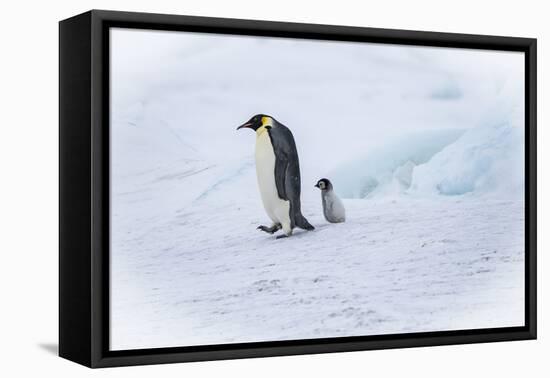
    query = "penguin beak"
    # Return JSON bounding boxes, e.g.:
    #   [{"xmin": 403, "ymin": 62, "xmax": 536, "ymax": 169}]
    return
[
  {"xmin": 237, "ymin": 122, "xmax": 252, "ymax": 130},
  {"xmin": 314, "ymin": 183, "xmax": 319, "ymax": 188}
]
